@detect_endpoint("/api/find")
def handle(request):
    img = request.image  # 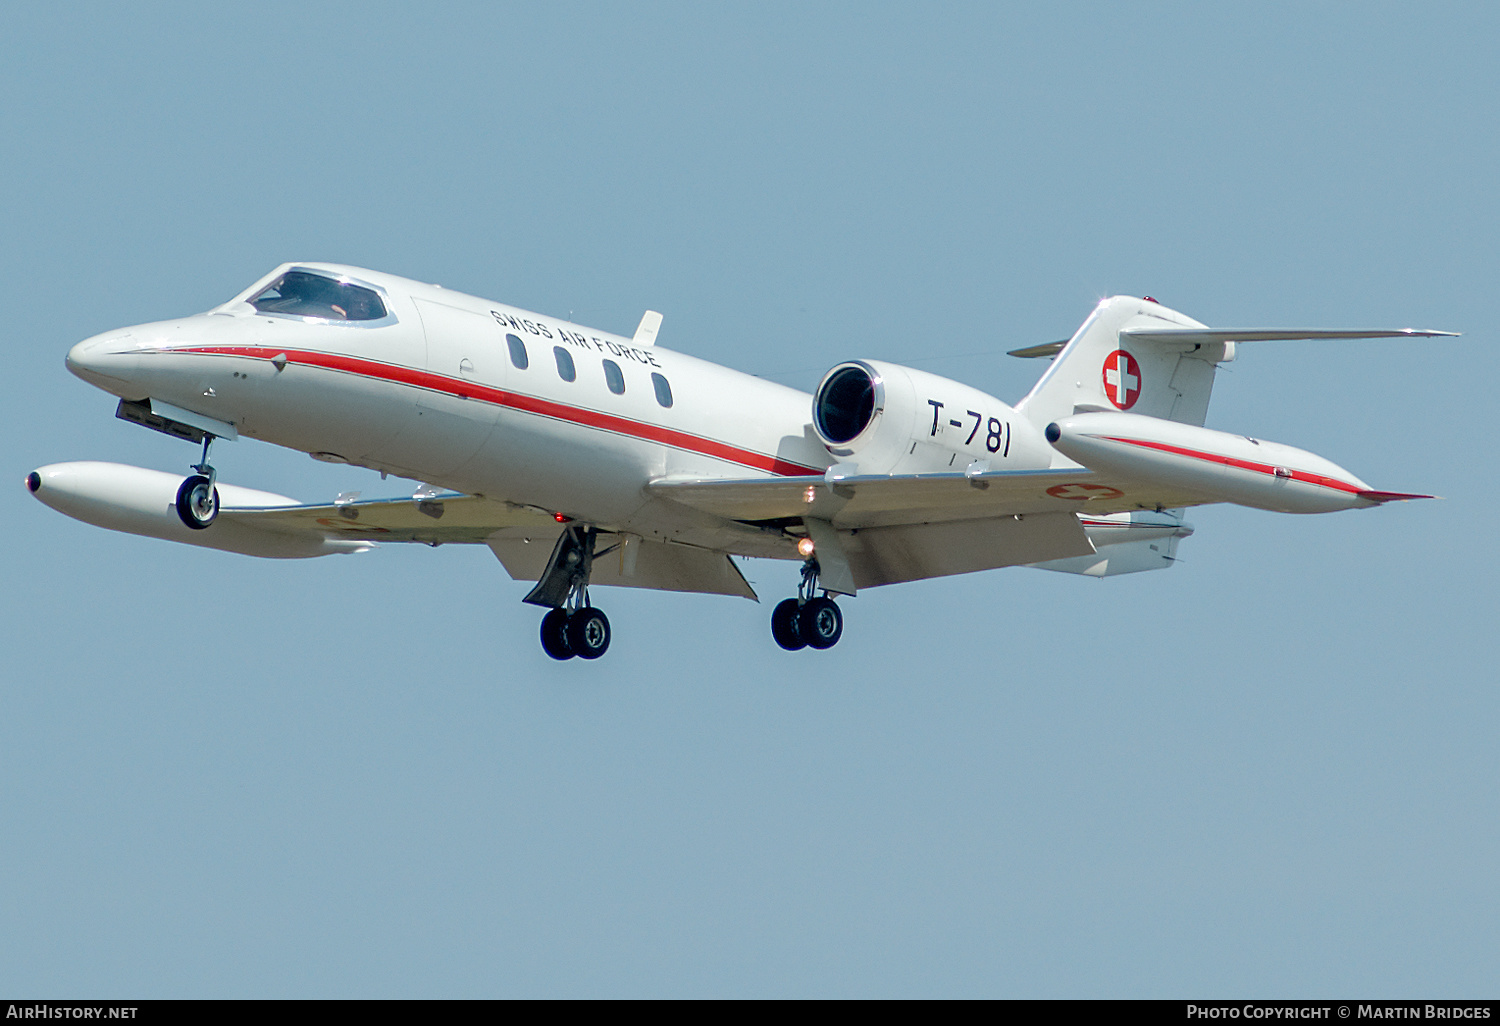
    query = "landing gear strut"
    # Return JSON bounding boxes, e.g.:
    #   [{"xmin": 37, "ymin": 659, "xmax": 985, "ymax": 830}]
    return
[
  {"xmin": 771, "ymin": 557, "xmax": 844, "ymax": 652},
  {"xmin": 527, "ymin": 525, "xmax": 613, "ymax": 661},
  {"xmin": 175, "ymin": 435, "xmax": 220, "ymax": 530}
]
